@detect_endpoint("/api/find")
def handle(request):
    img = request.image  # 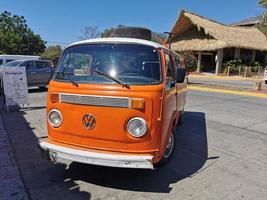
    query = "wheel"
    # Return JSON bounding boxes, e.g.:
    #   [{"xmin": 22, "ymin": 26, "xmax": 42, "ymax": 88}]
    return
[
  {"xmin": 265, "ymin": 80, "xmax": 267, "ymax": 84},
  {"xmin": 156, "ymin": 132, "xmax": 175, "ymax": 166}
]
